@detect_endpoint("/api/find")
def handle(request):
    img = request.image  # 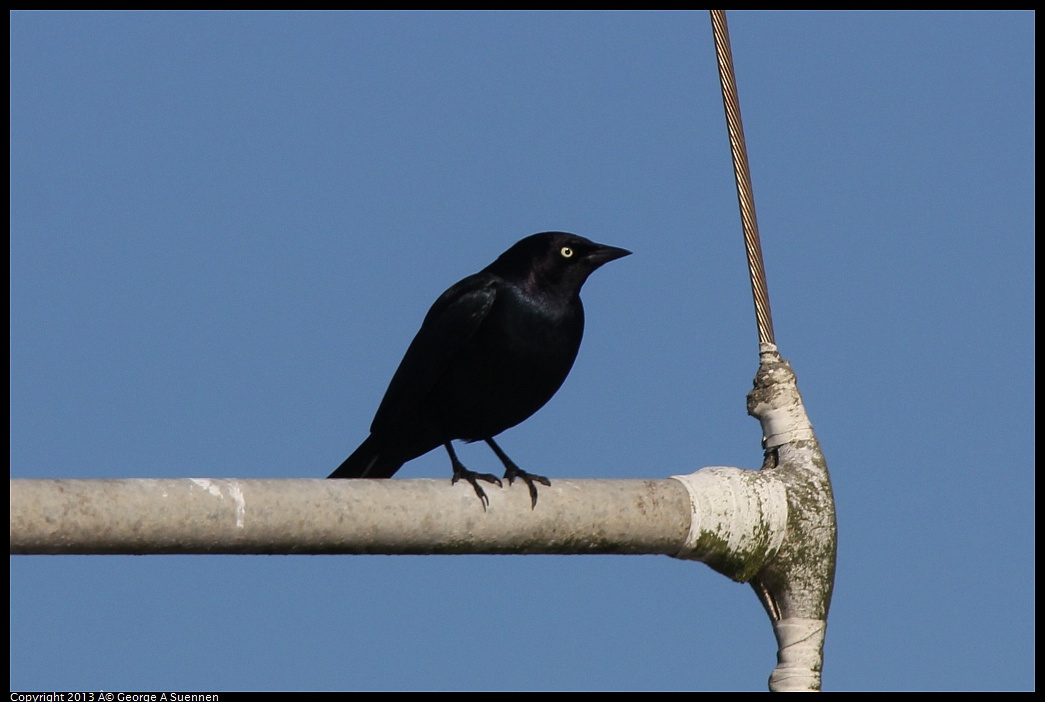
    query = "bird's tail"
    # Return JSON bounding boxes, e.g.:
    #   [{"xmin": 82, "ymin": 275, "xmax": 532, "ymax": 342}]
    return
[{"xmin": 328, "ymin": 435, "xmax": 404, "ymax": 479}]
